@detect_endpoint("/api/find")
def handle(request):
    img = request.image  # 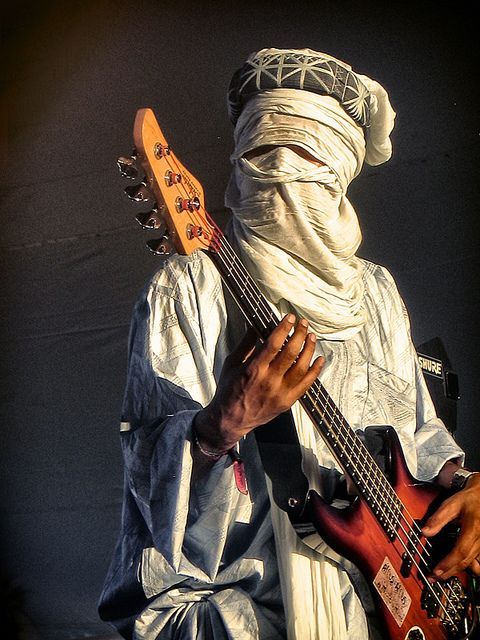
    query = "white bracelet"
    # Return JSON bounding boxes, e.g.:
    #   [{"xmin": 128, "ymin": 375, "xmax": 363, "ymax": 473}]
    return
[{"xmin": 193, "ymin": 429, "xmax": 228, "ymax": 459}]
